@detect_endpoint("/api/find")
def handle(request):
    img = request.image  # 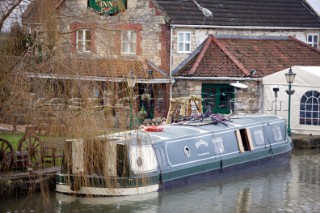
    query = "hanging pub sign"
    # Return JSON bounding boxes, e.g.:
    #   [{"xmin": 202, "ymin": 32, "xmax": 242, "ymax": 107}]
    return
[{"xmin": 88, "ymin": 0, "xmax": 127, "ymax": 15}]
